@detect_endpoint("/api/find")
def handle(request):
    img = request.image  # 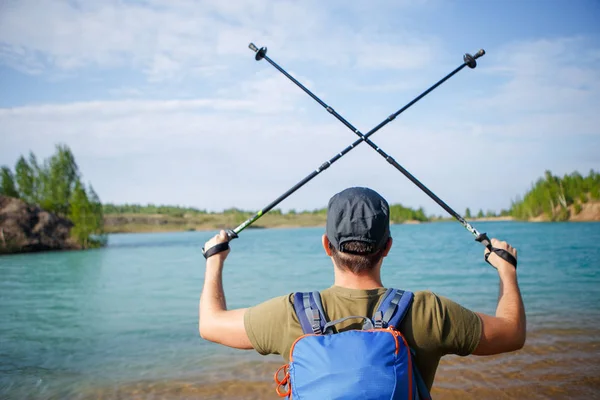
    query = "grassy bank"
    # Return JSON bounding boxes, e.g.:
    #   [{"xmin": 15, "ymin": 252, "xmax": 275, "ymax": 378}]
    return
[
  {"xmin": 104, "ymin": 209, "xmax": 600, "ymax": 234},
  {"xmin": 103, "ymin": 212, "xmax": 329, "ymax": 233}
]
